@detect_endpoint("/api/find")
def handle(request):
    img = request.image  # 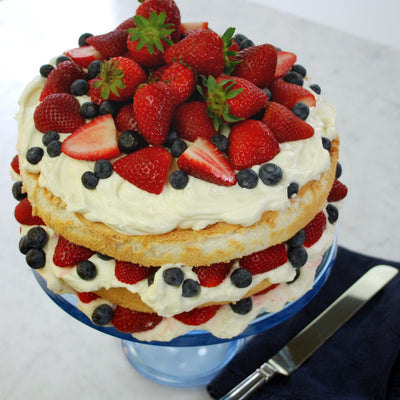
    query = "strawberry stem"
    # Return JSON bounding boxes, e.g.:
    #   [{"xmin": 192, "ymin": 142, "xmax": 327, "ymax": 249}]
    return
[
  {"xmin": 92, "ymin": 59, "xmax": 126, "ymax": 100},
  {"xmin": 221, "ymin": 27, "xmax": 241, "ymax": 75}
]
